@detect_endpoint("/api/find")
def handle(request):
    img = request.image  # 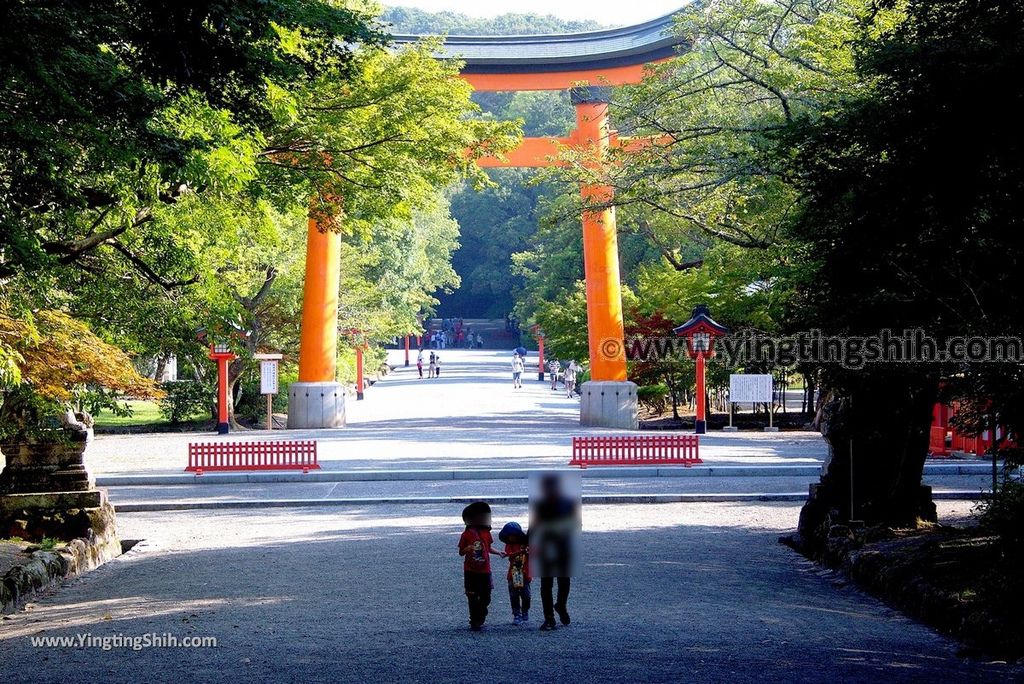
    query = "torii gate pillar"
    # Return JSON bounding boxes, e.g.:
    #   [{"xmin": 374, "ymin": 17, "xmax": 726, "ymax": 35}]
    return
[
  {"xmin": 288, "ymin": 217, "xmax": 346, "ymax": 429},
  {"xmin": 571, "ymin": 87, "xmax": 638, "ymax": 430}
]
